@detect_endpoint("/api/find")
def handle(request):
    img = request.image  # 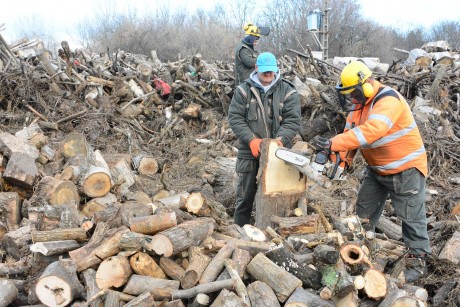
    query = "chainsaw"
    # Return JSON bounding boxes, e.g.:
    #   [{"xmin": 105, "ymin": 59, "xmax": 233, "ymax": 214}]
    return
[{"xmin": 275, "ymin": 147, "xmax": 346, "ymax": 187}]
